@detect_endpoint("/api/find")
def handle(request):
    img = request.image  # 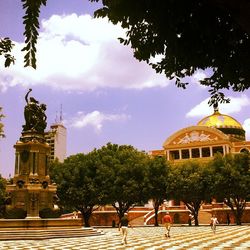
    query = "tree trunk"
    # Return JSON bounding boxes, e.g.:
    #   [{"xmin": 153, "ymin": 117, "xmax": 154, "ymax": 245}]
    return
[
  {"xmin": 225, "ymin": 198, "xmax": 245, "ymax": 226},
  {"xmin": 154, "ymin": 207, "xmax": 159, "ymax": 226},
  {"xmin": 112, "ymin": 201, "xmax": 131, "ymax": 223},
  {"xmin": 185, "ymin": 202, "xmax": 201, "ymax": 226},
  {"xmin": 82, "ymin": 214, "xmax": 91, "ymax": 227},
  {"xmin": 235, "ymin": 214, "xmax": 242, "ymax": 225},
  {"xmin": 193, "ymin": 214, "xmax": 199, "ymax": 226},
  {"xmin": 80, "ymin": 207, "xmax": 93, "ymax": 227}
]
